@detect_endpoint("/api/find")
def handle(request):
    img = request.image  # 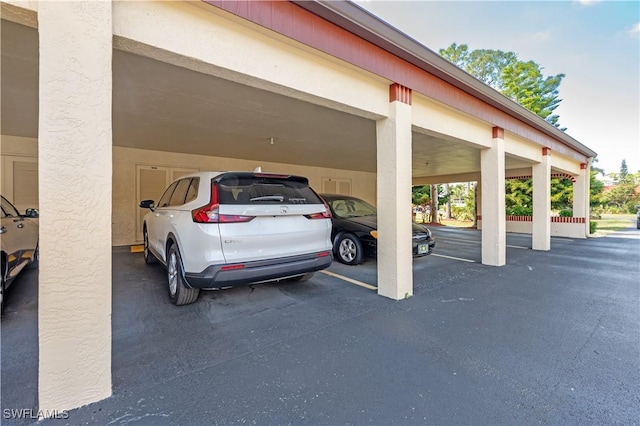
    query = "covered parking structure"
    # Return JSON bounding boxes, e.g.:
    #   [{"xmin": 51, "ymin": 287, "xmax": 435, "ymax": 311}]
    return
[{"xmin": 0, "ymin": 0, "xmax": 596, "ymax": 414}]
